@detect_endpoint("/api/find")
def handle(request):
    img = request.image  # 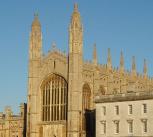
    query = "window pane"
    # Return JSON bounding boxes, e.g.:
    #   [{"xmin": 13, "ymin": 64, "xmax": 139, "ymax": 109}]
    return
[
  {"xmin": 101, "ymin": 121, "xmax": 106, "ymax": 134},
  {"xmin": 102, "ymin": 106, "xmax": 106, "ymax": 115},
  {"xmin": 128, "ymin": 121, "xmax": 133, "ymax": 133},
  {"xmin": 41, "ymin": 74, "xmax": 68, "ymax": 122},
  {"xmin": 143, "ymin": 120, "xmax": 147, "ymax": 133},
  {"xmin": 143, "ymin": 104, "xmax": 147, "ymax": 113},
  {"xmin": 114, "ymin": 121, "xmax": 119, "ymax": 134},
  {"xmin": 115, "ymin": 106, "xmax": 119, "ymax": 115},
  {"xmin": 128, "ymin": 105, "xmax": 132, "ymax": 115}
]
